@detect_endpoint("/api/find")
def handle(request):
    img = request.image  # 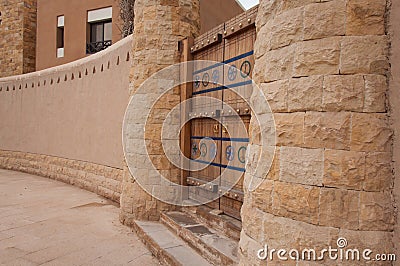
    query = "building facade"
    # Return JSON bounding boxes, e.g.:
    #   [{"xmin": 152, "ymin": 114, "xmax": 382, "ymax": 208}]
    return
[{"xmin": 0, "ymin": 0, "xmax": 243, "ymax": 76}]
